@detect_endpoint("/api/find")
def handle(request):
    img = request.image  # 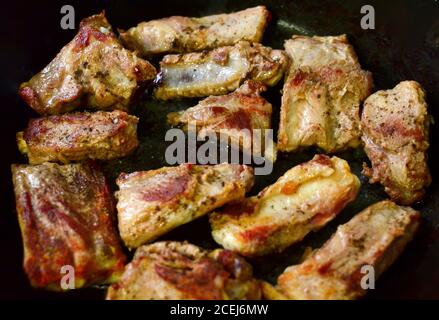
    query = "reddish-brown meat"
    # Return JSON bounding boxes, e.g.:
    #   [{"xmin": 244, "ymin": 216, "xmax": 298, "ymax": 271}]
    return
[
  {"xmin": 168, "ymin": 80, "xmax": 276, "ymax": 162},
  {"xmin": 107, "ymin": 241, "xmax": 261, "ymax": 300},
  {"xmin": 11, "ymin": 161, "xmax": 126, "ymax": 290},
  {"xmin": 361, "ymin": 81, "xmax": 431, "ymax": 205},
  {"xmin": 19, "ymin": 12, "xmax": 156, "ymax": 115},
  {"xmin": 274, "ymin": 201, "xmax": 420, "ymax": 300},
  {"xmin": 210, "ymin": 155, "xmax": 360, "ymax": 256},
  {"xmin": 17, "ymin": 110, "xmax": 139, "ymax": 164}
]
